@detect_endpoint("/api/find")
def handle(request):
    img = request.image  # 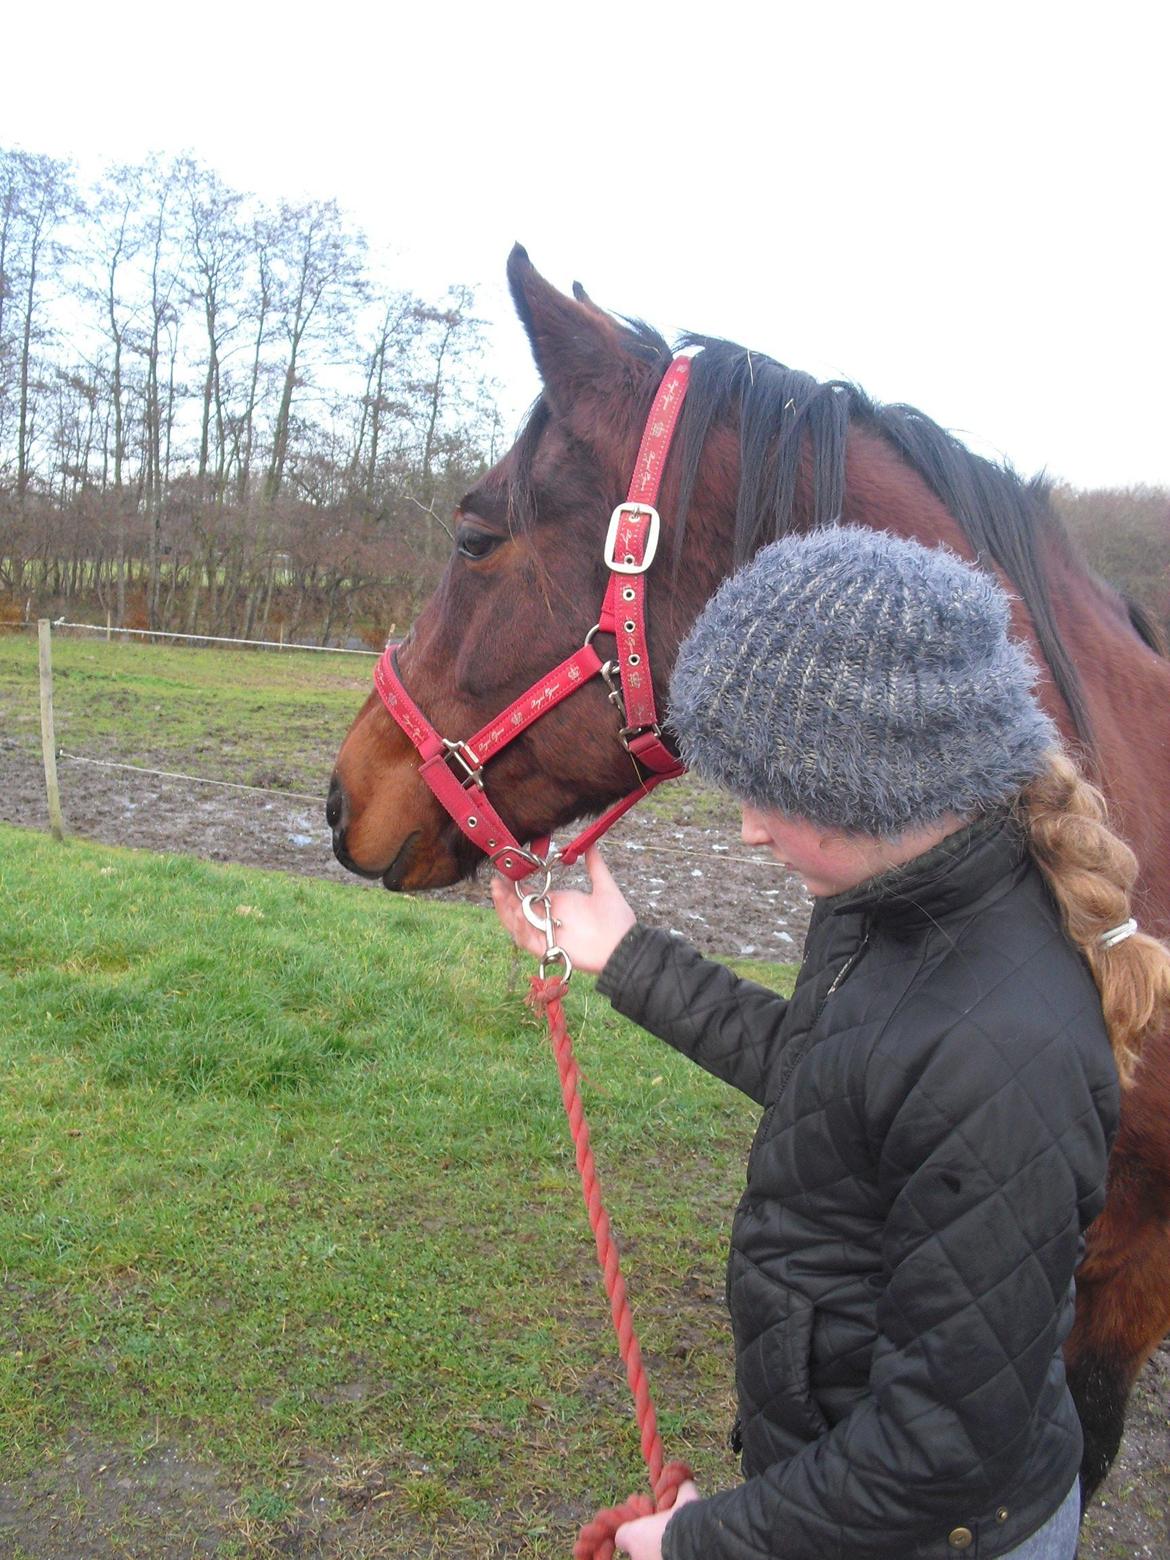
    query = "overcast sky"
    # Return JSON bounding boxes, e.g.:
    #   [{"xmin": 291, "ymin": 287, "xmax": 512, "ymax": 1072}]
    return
[{"xmin": 6, "ymin": 1, "xmax": 1166, "ymax": 489}]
